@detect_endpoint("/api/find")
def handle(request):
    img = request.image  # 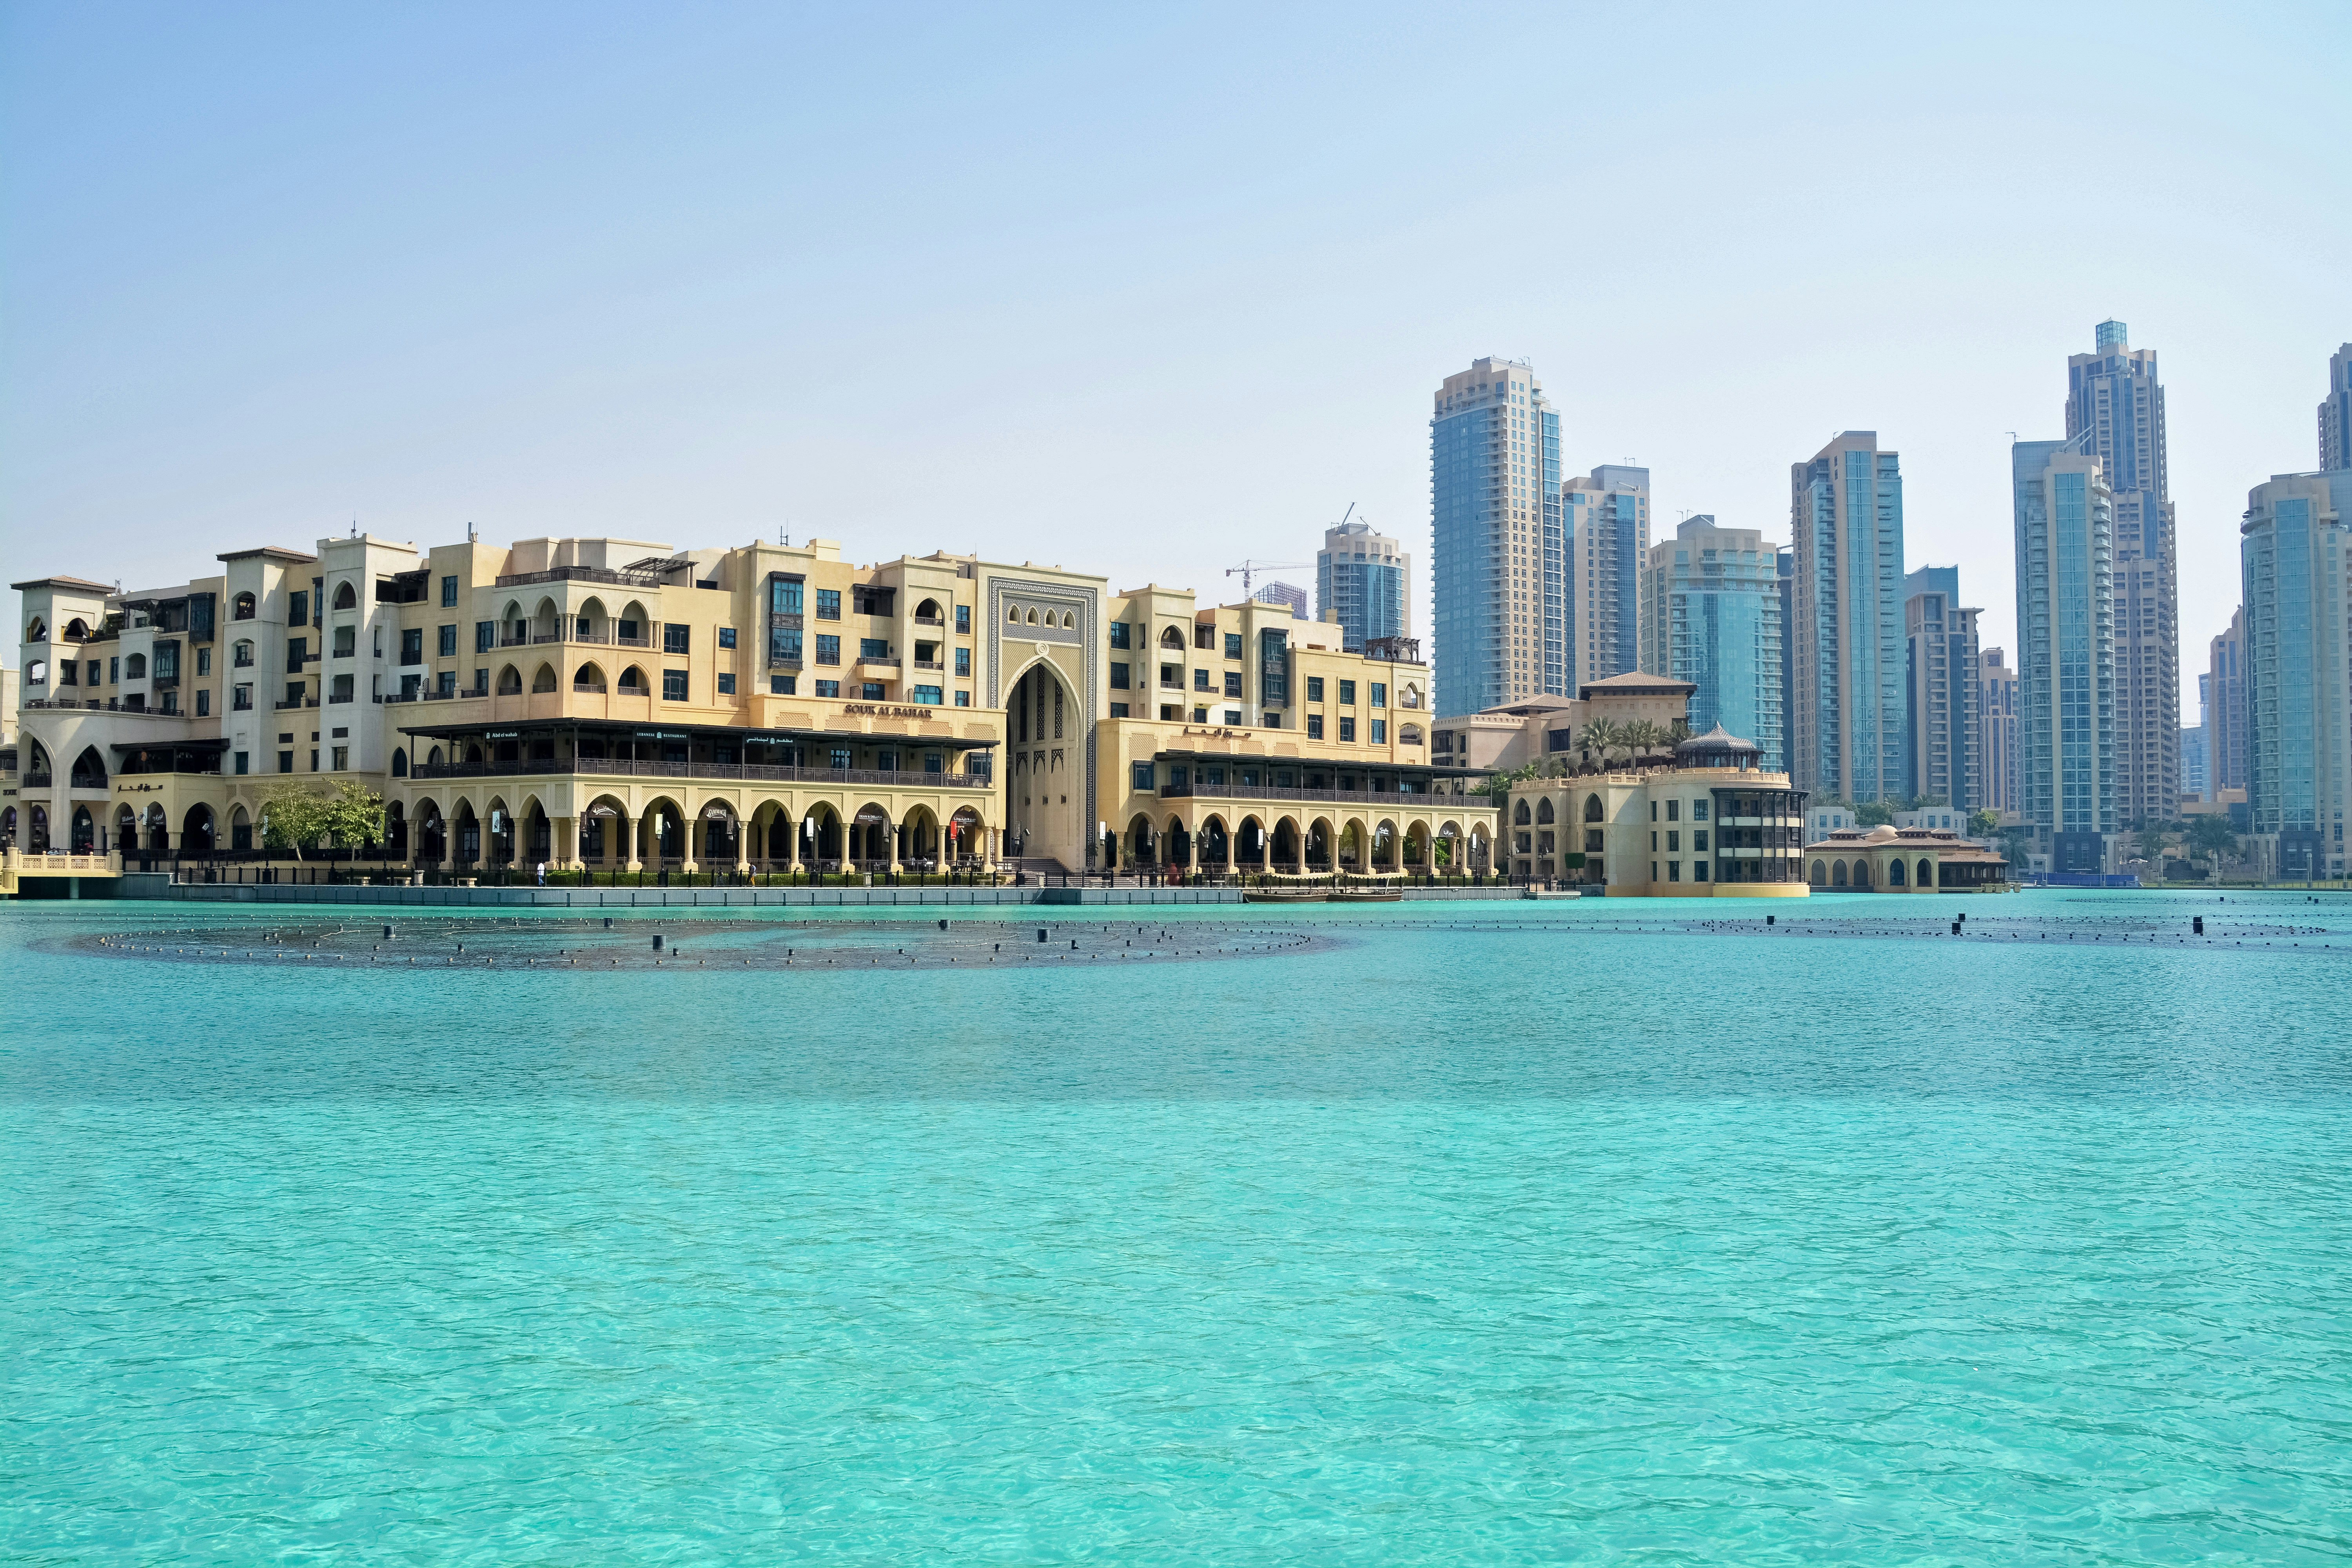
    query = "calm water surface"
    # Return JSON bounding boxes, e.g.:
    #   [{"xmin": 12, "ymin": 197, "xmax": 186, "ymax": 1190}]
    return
[{"xmin": 5, "ymin": 891, "xmax": 2349, "ymax": 1564}]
